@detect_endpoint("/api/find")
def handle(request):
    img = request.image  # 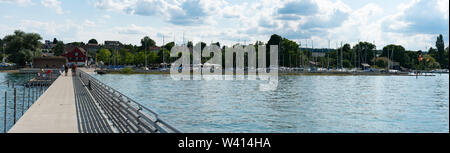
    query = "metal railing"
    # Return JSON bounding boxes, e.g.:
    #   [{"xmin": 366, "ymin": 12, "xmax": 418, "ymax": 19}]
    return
[{"xmin": 78, "ymin": 70, "xmax": 181, "ymax": 133}]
